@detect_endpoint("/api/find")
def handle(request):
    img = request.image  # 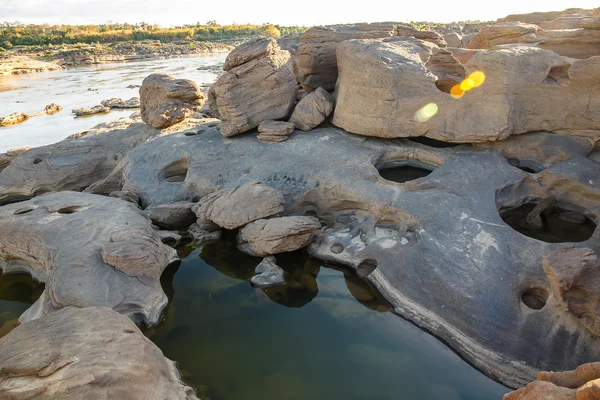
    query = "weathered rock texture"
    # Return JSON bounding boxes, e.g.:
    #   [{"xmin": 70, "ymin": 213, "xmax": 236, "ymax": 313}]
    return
[
  {"xmin": 146, "ymin": 201, "xmax": 196, "ymax": 229},
  {"xmin": 542, "ymin": 246, "xmax": 600, "ymax": 337},
  {"xmin": 289, "ymin": 87, "xmax": 335, "ymax": 131},
  {"xmin": 332, "ymin": 38, "xmax": 600, "ymax": 142},
  {"xmin": 97, "ymin": 124, "xmax": 600, "ymax": 388},
  {"xmin": 0, "ymin": 56, "xmax": 65, "ymax": 76},
  {"xmin": 101, "ymin": 97, "xmax": 140, "ymax": 109},
  {"xmin": 504, "ymin": 362, "xmax": 600, "ymax": 400},
  {"xmin": 251, "ymin": 256, "xmax": 286, "ymax": 288},
  {"xmin": 140, "ymin": 73, "xmax": 204, "ymax": 129},
  {"xmin": 208, "ymin": 44, "xmax": 298, "ymax": 137},
  {"xmin": 297, "ymin": 23, "xmax": 445, "ymax": 91},
  {"xmin": 0, "ymin": 192, "xmax": 177, "ymax": 325},
  {"xmin": 72, "ymin": 105, "xmax": 110, "ymax": 116},
  {"xmin": 224, "ymin": 37, "xmax": 278, "ymax": 71},
  {"xmin": 0, "ymin": 306, "xmax": 197, "ymax": 399},
  {"xmin": 193, "ymin": 182, "xmax": 285, "ymax": 229},
  {"xmin": 237, "ymin": 216, "xmax": 321, "ymax": 256},
  {"xmin": 257, "ymin": 120, "xmax": 295, "ymax": 142},
  {"xmin": 0, "ymin": 112, "xmax": 29, "ymax": 126}
]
